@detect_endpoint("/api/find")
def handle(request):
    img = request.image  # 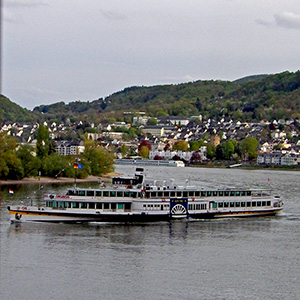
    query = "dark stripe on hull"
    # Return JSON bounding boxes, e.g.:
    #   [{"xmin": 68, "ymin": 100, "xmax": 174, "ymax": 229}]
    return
[
  {"xmin": 189, "ymin": 209, "xmax": 282, "ymax": 219},
  {"xmin": 9, "ymin": 208, "xmax": 282, "ymax": 223},
  {"xmin": 9, "ymin": 210, "xmax": 171, "ymax": 223}
]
